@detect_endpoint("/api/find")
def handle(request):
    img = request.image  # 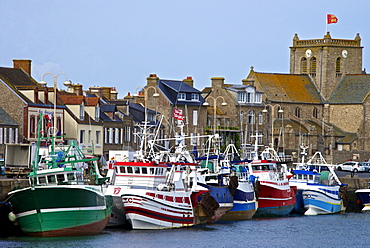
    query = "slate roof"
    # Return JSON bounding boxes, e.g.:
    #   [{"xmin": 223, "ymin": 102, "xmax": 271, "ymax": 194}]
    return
[
  {"xmin": 328, "ymin": 74, "xmax": 370, "ymax": 103},
  {"xmin": 101, "ymin": 104, "xmax": 116, "ymax": 112},
  {"xmin": 158, "ymin": 80, "xmax": 205, "ymax": 106},
  {"xmin": 0, "ymin": 67, "xmax": 39, "ymax": 89},
  {"xmin": 0, "ymin": 107, "xmax": 18, "ymax": 126},
  {"xmin": 129, "ymin": 103, "xmax": 158, "ymax": 124},
  {"xmin": 251, "ymin": 72, "xmax": 323, "ymax": 103}
]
